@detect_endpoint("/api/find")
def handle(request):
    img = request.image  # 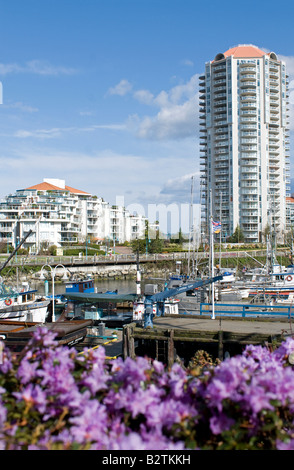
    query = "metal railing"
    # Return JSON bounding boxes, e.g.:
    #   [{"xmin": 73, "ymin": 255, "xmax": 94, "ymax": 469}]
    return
[{"xmin": 199, "ymin": 303, "xmax": 294, "ymax": 318}]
